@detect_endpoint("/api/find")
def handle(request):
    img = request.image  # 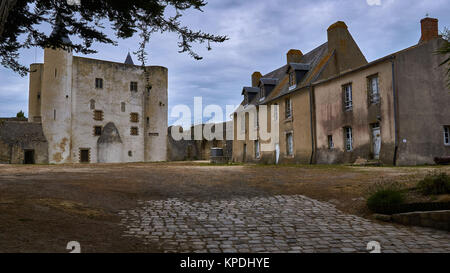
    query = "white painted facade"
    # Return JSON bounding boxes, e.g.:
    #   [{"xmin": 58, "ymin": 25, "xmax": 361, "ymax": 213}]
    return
[{"xmin": 28, "ymin": 47, "xmax": 168, "ymax": 164}]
